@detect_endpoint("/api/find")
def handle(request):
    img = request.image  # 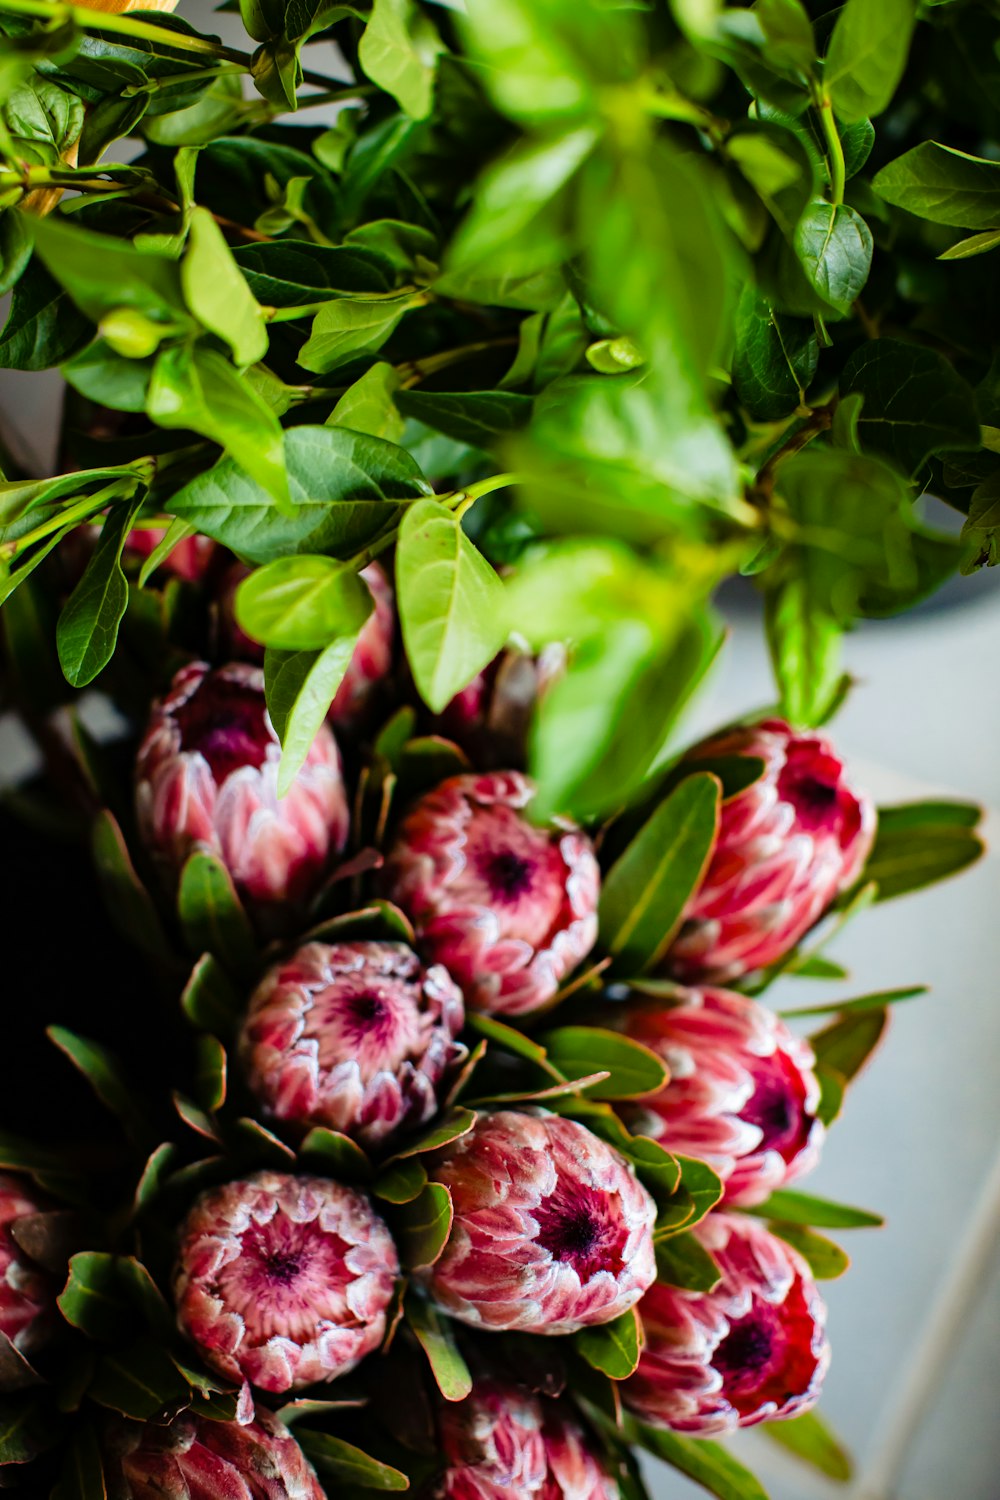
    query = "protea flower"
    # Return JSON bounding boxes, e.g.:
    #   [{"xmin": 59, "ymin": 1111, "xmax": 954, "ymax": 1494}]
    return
[
  {"xmin": 173, "ymin": 1171, "xmax": 398, "ymax": 1393},
  {"xmin": 668, "ymin": 718, "xmax": 875, "ymax": 981},
  {"xmin": 106, "ymin": 1408, "xmax": 325, "ymax": 1500},
  {"xmin": 622, "ymin": 1213, "xmax": 829, "ymax": 1435},
  {"xmin": 239, "ymin": 940, "xmax": 467, "ymax": 1149},
  {"xmin": 0, "ymin": 1174, "xmax": 53, "ymax": 1355},
  {"xmin": 437, "ymin": 1380, "xmax": 617, "ymax": 1500},
  {"xmin": 419, "ymin": 1110, "xmax": 656, "ymax": 1335},
  {"xmin": 432, "ymin": 645, "xmax": 566, "ymax": 767},
  {"xmin": 383, "ymin": 773, "xmax": 600, "ymax": 1017},
  {"xmin": 135, "ymin": 661, "xmax": 349, "ymax": 918},
  {"xmin": 125, "ymin": 527, "xmax": 216, "ymax": 584},
  {"xmin": 614, "ymin": 988, "xmax": 823, "ymax": 1206},
  {"xmin": 218, "ymin": 562, "xmax": 395, "ymax": 731}
]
